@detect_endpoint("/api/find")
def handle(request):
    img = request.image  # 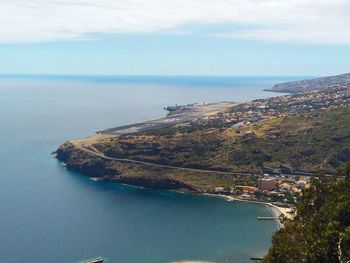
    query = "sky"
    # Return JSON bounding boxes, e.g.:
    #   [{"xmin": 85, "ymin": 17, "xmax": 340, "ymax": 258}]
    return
[{"xmin": 0, "ymin": 0, "xmax": 350, "ymax": 76}]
